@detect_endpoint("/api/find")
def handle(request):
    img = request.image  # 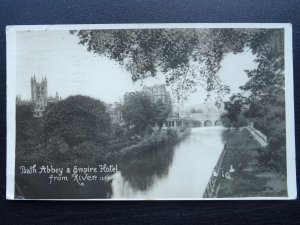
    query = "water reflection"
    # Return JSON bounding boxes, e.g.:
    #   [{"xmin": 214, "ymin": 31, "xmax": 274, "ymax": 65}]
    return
[
  {"xmin": 112, "ymin": 126, "xmax": 228, "ymax": 199},
  {"xmin": 117, "ymin": 145, "xmax": 176, "ymax": 191}
]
